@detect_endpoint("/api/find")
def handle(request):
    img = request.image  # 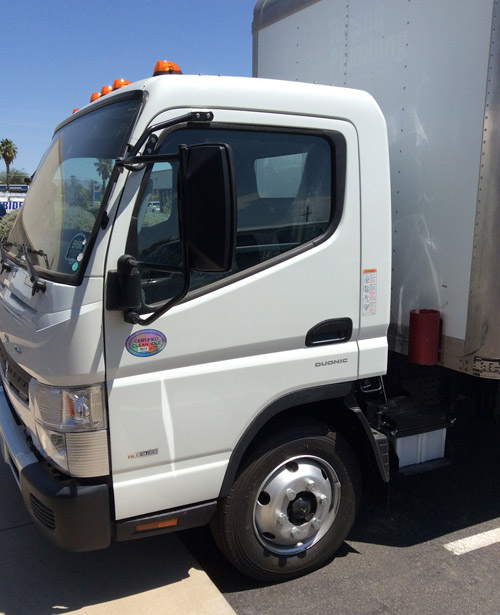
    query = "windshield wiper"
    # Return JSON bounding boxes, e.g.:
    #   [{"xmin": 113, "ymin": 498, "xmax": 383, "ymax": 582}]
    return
[
  {"xmin": 21, "ymin": 244, "xmax": 46, "ymax": 295},
  {"xmin": 5, "ymin": 240, "xmax": 50, "ymax": 269},
  {"xmin": 0, "ymin": 241, "xmax": 11, "ymax": 274},
  {"xmin": 24, "ymin": 245, "xmax": 50, "ymax": 269}
]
